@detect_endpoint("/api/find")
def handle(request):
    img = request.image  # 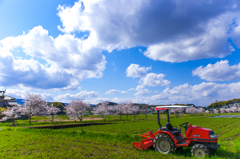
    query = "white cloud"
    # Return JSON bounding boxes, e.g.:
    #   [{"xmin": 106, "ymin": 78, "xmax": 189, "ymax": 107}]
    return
[
  {"xmin": 192, "ymin": 60, "xmax": 240, "ymax": 81},
  {"xmin": 105, "ymin": 89, "xmax": 128, "ymax": 94},
  {"xmin": 139, "ymin": 73, "xmax": 170, "ymax": 87},
  {"xmin": 143, "ymin": 12, "xmax": 236, "ymax": 62},
  {"xmin": 84, "ymin": 97, "xmax": 110, "ymax": 105},
  {"xmin": 0, "ymin": 26, "xmax": 106, "ymax": 90},
  {"xmin": 5, "ymin": 88, "xmax": 54, "ymax": 101},
  {"xmin": 128, "ymin": 88, "xmax": 135, "ymax": 91},
  {"xmin": 147, "ymin": 82, "xmax": 240, "ymax": 106},
  {"xmin": 134, "ymin": 85, "xmax": 152, "ymax": 96},
  {"xmin": 111, "ymin": 97, "xmax": 133, "ymax": 104},
  {"xmin": 57, "ymin": 0, "xmax": 240, "ymax": 62},
  {"xmin": 54, "ymin": 90, "xmax": 98, "ymax": 102},
  {"xmin": 126, "ymin": 64, "xmax": 151, "ymax": 78},
  {"xmin": 5, "ymin": 89, "xmax": 29, "ymax": 99},
  {"xmin": 41, "ymin": 93, "xmax": 54, "ymax": 101},
  {"xmin": 101, "ymin": 82, "xmax": 240, "ymax": 106}
]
